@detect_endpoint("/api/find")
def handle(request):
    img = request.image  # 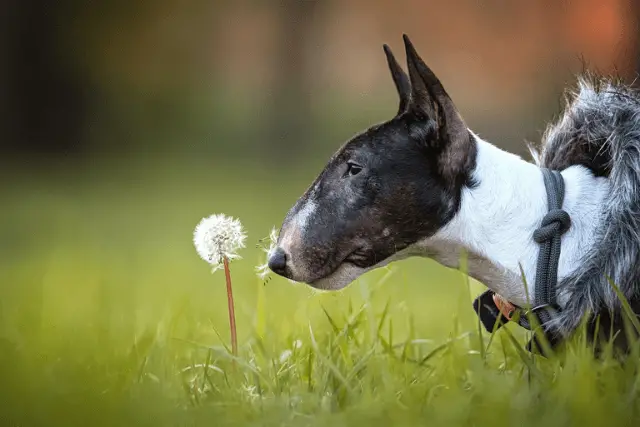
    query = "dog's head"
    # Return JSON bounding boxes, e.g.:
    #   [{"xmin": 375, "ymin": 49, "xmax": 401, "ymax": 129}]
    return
[{"xmin": 268, "ymin": 35, "xmax": 477, "ymax": 290}]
